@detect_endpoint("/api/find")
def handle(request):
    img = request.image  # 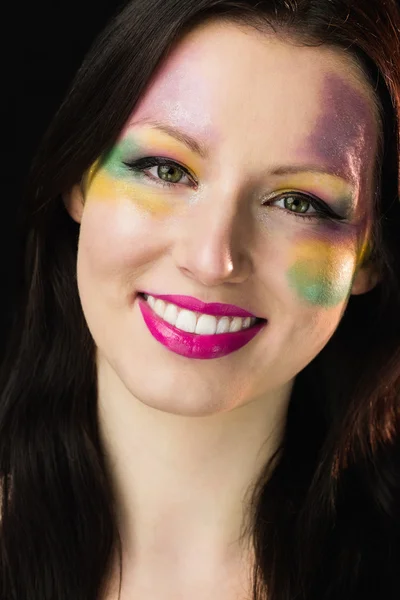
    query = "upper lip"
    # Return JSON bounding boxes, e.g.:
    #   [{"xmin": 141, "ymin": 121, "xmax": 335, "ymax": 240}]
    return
[{"xmin": 140, "ymin": 292, "xmax": 264, "ymax": 319}]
